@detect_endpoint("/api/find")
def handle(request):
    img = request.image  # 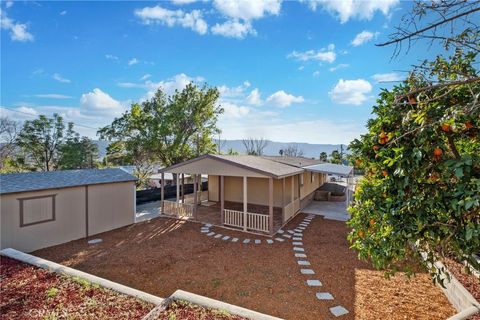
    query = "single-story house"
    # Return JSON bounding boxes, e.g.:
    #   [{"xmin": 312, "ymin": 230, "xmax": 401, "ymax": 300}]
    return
[
  {"xmin": 157, "ymin": 154, "xmax": 353, "ymax": 236},
  {"xmin": 0, "ymin": 168, "xmax": 137, "ymax": 252}
]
